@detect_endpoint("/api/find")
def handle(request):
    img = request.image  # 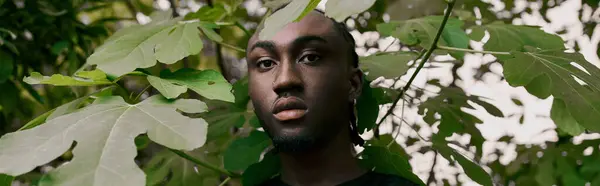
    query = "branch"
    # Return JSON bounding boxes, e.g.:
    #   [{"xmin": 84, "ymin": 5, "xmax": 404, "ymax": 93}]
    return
[
  {"xmin": 436, "ymin": 45, "xmax": 511, "ymax": 55},
  {"xmin": 170, "ymin": 149, "xmax": 241, "ymax": 178},
  {"xmin": 426, "ymin": 152, "xmax": 438, "ymax": 185},
  {"xmin": 374, "ymin": 0, "xmax": 456, "ymax": 138}
]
